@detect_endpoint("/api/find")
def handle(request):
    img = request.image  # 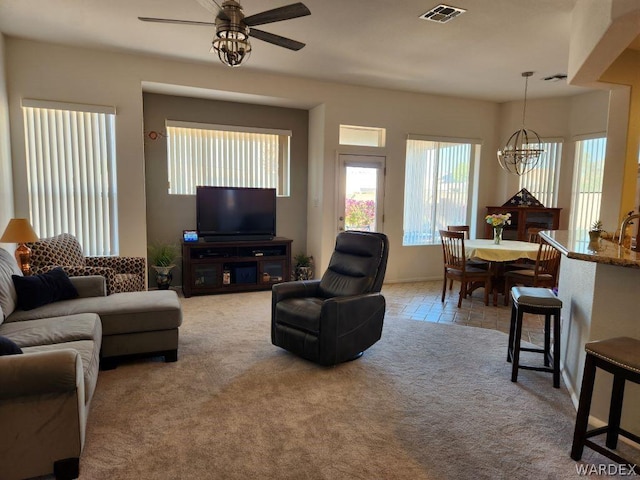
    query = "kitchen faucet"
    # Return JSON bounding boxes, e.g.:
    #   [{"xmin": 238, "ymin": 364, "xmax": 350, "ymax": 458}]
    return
[{"xmin": 618, "ymin": 210, "xmax": 640, "ymax": 247}]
